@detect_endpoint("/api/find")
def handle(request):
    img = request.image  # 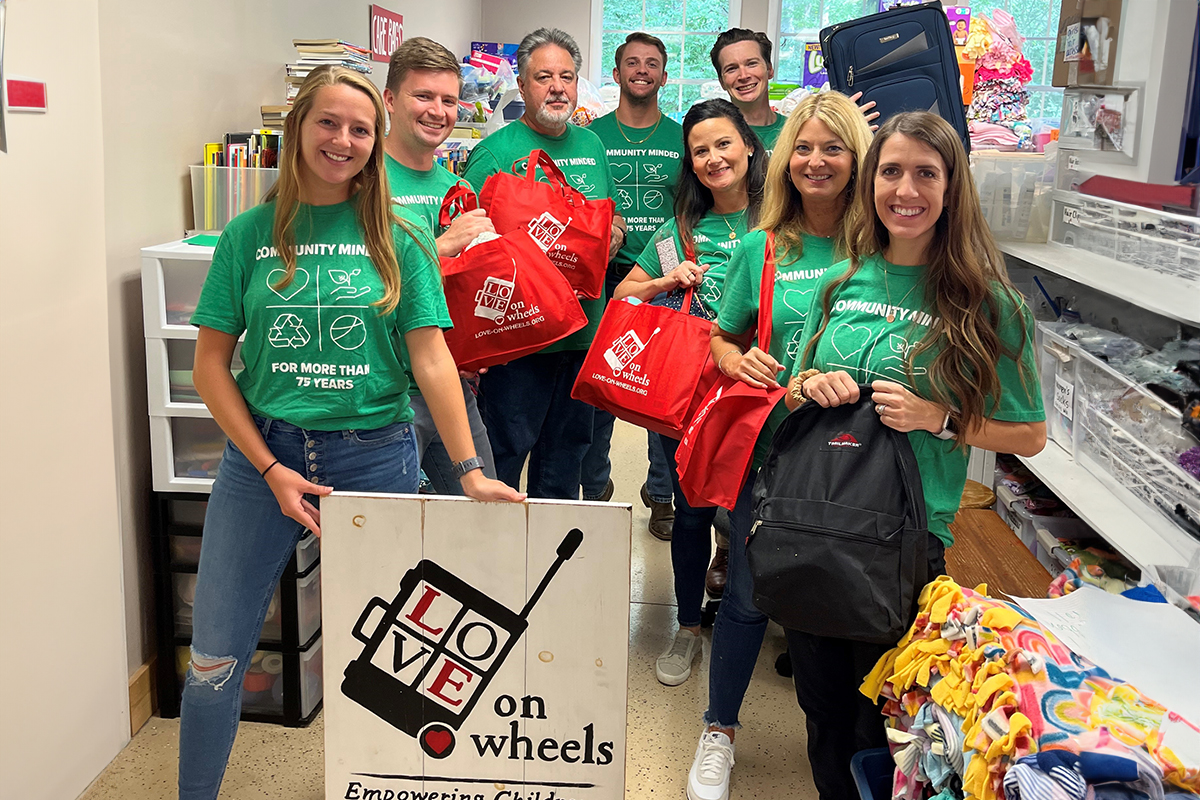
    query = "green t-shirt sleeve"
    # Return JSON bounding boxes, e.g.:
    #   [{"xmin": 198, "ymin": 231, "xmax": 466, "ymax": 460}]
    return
[
  {"xmin": 191, "ymin": 222, "xmax": 247, "ymax": 336},
  {"xmin": 395, "ymin": 217, "xmax": 452, "ymax": 336},
  {"xmin": 634, "ymin": 220, "xmax": 679, "ymax": 280},
  {"xmin": 988, "ymin": 288, "xmax": 1045, "ymax": 422},
  {"xmin": 714, "ymin": 238, "xmax": 758, "ymax": 336},
  {"xmin": 461, "ymin": 144, "xmax": 500, "ymax": 194}
]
